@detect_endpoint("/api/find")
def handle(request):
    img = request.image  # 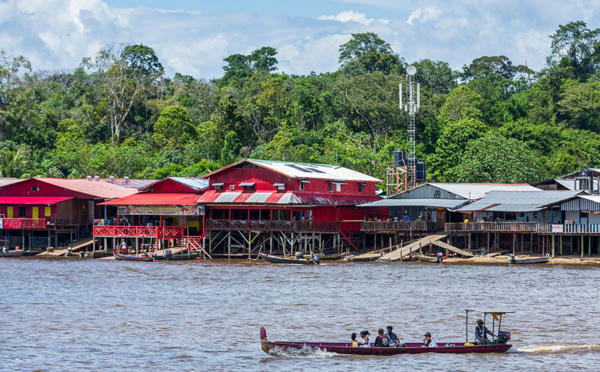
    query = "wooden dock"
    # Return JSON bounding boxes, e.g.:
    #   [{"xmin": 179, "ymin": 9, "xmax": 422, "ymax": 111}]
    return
[
  {"xmin": 430, "ymin": 240, "xmax": 474, "ymax": 258},
  {"xmin": 379, "ymin": 234, "xmax": 448, "ymax": 261}
]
